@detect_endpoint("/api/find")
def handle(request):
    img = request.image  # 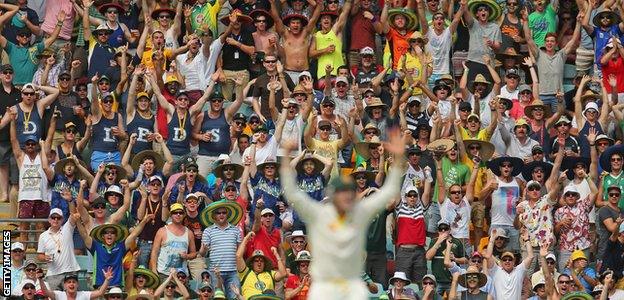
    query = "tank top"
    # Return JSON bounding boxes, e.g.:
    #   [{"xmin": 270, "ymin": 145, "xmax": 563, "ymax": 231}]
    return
[
  {"xmin": 198, "ymin": 111, "xmax": 231, "ymax": 156},
  {"xmin": 156, "ymin": 225, "xmax": 189, "ymax": 274},
  {"xmin": 166, "ymin": 110, "xmax": 192, "ymax": 156},
  {"xmin": 529, "ymin": 121, "xmax": 551, "ymax": 155},
  {"xmin": 138, "ymin": 199, "xmax": 164, "ymax": 241},
  {"xmin": 16, "ymin": 104, "xmax": 42, "ymax": 146},
  {"xmin": 126, "ymin": 112, "xmax": 155, "ymax": 154},
  {"xmin": 18, "ymin": 154, "xmax": 47, "ymax": 202},
  {"xmin": 92, "ymin": 113, "xmax": 120, "ymax": 152},
  {"xmin": 106, "ymin": 22, "xmax": 126, "ymax": 48},
  {"xmin": 165, "ymin": 26, "xmax": 179, "ymax": 49},
  {"xmin": 500, "ymin": 15, "xmax": 522, "ymax": 52},
  {"xmin": 314, "ymin": 30, "xmax": 344, "ymax": 79},
  {"xmin": 56, "ymin": 143, "xmax": 82, "ymax": 161},
  {"xmin": 461, "ymin": 291, "xmax": 489, "ymax": 300},
  {"xmin": 578, "ymin": 121, "xmax": 604, "ymax": 158},
  {"xmin": 490, "ymin": 177, "xmax": 520, "ymax": 226}
]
